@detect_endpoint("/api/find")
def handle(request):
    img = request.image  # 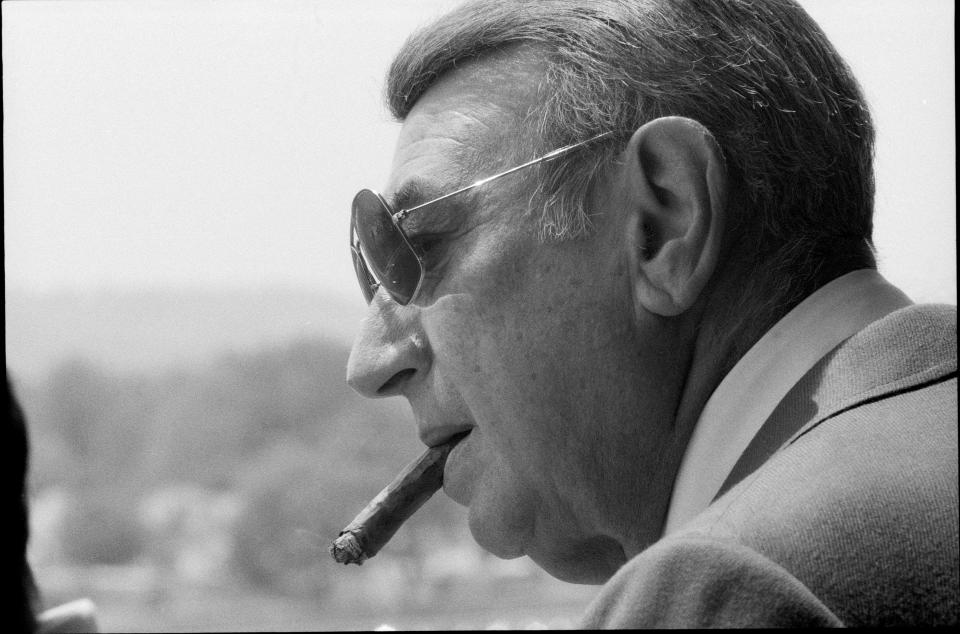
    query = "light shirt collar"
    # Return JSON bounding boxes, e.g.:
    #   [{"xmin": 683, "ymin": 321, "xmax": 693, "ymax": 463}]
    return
[{"xmin": 663, "ymin": 269, "xmax": 912, "ymax": 535}]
